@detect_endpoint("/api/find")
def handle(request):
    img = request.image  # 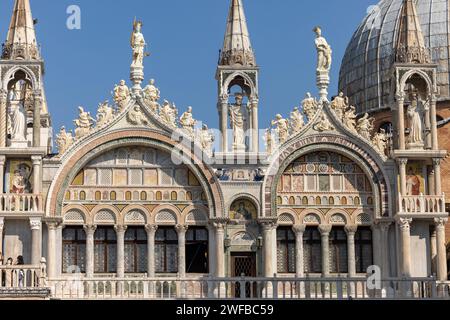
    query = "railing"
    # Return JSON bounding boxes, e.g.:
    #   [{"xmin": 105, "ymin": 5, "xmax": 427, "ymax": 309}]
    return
[
  {"xmin": 0, "ymin": 264, "xmax": 47, "ymax": 289},
  {"xmin": 0, "ymin": 194, "xmax": 43, "ymax": 213},
  {"xmin": 398, "ymin": 193, "xmax": 446, "ymax": 215},
  {"xmin": 48, "ymin": 277, "xmax": 449, "ymax": 300}
]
